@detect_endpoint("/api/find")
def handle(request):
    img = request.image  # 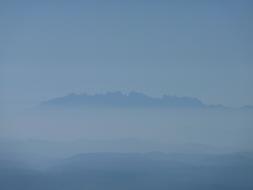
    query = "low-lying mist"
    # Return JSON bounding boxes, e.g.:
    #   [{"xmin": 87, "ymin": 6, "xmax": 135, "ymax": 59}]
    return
[
  {"xmin": 1, "ymin": 96, "xmax": 253, "ymax": 189},
  {"xmin": 1, "ymin": 105, "xmax": 253, "ymax": 159}
]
